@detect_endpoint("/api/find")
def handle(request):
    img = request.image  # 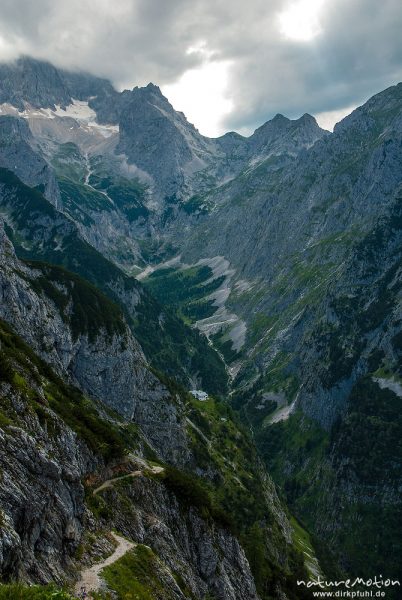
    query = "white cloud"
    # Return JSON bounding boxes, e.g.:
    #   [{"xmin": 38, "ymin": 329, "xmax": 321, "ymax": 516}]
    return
[
  {"xmin": 0, "ymin": 0, "xmax": 402, "ymax": 134},
  {"xmin": 163, "ymin": 57, "xmax": 234, "ymax": 137},
  {"xmin": 278, "ymin": 0, "xmax": 325, "ymax": 42},
  {"xmin": 315, "ymin": 105, "xmax": 356, "ymax": 131}
]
